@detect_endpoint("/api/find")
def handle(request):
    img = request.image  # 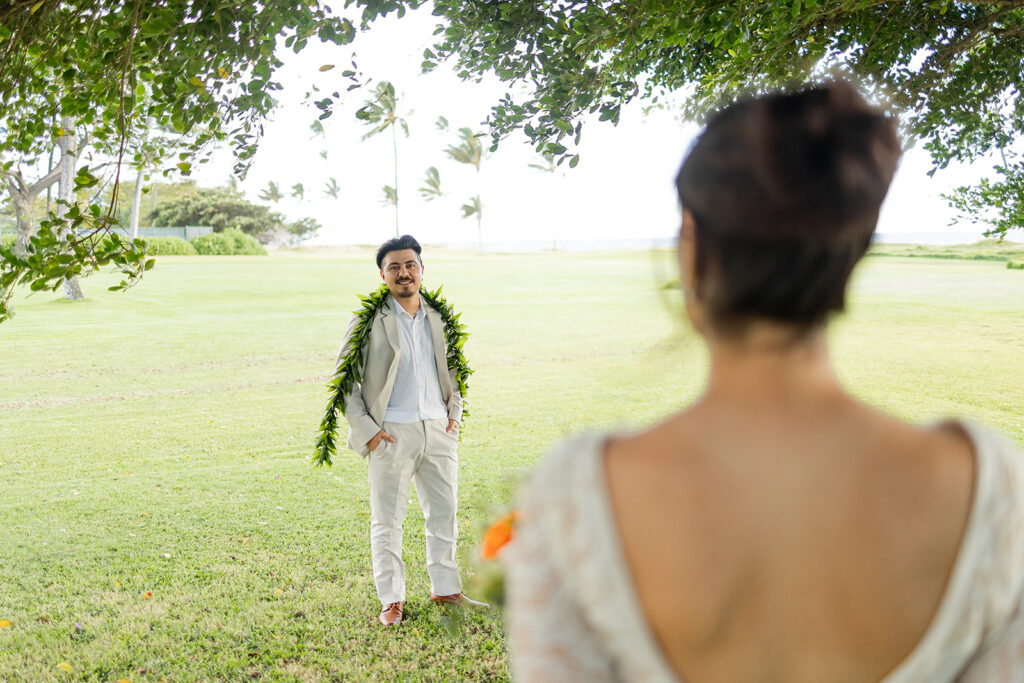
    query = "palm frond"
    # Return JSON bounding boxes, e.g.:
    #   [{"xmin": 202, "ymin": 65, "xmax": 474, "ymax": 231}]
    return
[
  {"xmin": 418, "ymin": 166, "xmax": 443, "ymax": 201},
  {"xmin": 444, "ymin": 127, "xmax": 483, "ymax": 170},
  {"xmin": 460, "ymin": 195, "xmax": 481, "ymax": 219},
  {"xmin": 258, "ymin": 180, "xmax": 283, "ymax": 203},
  {"xmin": 323, "ymin": 178, "xmax": 341, "ymax": 199}
]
